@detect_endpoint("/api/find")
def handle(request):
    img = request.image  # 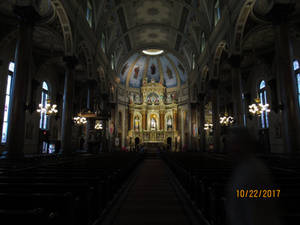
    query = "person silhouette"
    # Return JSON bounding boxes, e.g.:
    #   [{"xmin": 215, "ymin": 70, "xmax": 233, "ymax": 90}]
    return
[{"xmin": 225, "ymin": 128, "xmax": 281, "ymax": 225}]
